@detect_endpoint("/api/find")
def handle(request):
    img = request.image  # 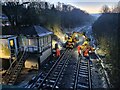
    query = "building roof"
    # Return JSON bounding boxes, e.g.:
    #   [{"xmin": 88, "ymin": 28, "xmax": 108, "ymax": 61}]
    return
[
  {"xmin": 2, "ymin": 25, "xmax": 53, "ymax": 37},
  {"xmin": 0, "ymin": 13, "xmax": 8, "ymax": 20}
]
